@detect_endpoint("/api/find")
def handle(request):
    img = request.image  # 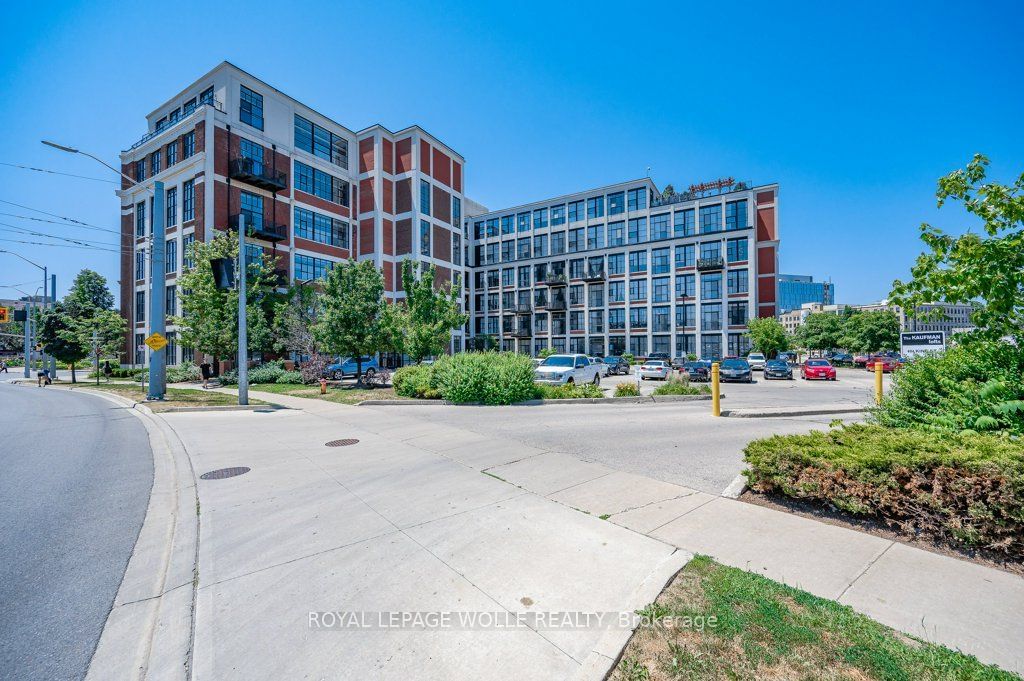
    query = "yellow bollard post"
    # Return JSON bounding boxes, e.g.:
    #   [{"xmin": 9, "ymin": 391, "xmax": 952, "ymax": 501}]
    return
[
  {"xmin": 874, "ymin": 360, "xmax": 883, "ymax": 404},
  {"xmin": 711, "ymin": 361, "xmax": 721, "ymax": 416}
]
